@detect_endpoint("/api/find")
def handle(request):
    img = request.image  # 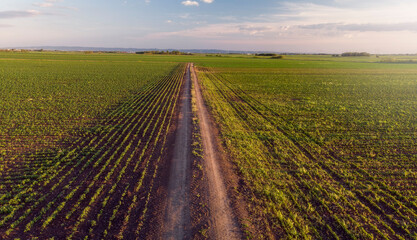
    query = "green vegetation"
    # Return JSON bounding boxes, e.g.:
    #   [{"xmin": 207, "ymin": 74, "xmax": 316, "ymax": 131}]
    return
[
  {"xmin": 255, "ymin": 53, "xmax": 283, "ymax": 59},
  {"xmin": 1, "ymin": 51, "xmax": 417, "ymax": 239},
  {"xmin": 0, "ymin": 57, "xmax": 176, "ymax": 154},
  {"xmin": 0, "ymin": 52, "xmax": 186, "ymax": 238},
  {"xmin": 197, "ymin": 58, "xmax": 417, "ymax": 239},
  {"xmin": 340, "ymin": 52, "xmax": 371, "ymax": 57},
  {"xmin": 136, "ymin": 50, "xmax": 192, "ymax": 55}
]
